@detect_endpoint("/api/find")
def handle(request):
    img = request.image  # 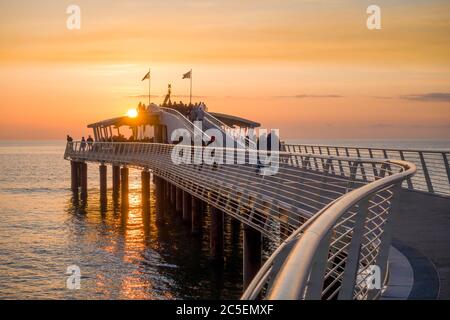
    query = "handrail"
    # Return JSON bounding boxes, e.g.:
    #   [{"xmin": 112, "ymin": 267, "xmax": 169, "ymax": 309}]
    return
[
  {"xmin": 204, "ymin": 111, "xmax": 258, "ymax": 149},
  {"xmin": 159, "ymin": 106, "xmax": 211, "ymax": 140},
  {"xmin": 283, "ymin": 142, "xmax": 450, "ymax": 197},
  {"xmin": 65, "ymin": 141, "xmax": 415, "ymax": 299},
  {"xmin": 259, "ymin": 160, "xmax": 416, "ymax": 300},
  {"xmin": 242, "ymin": 161, "xmax": 417, "ymax": 300}
]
